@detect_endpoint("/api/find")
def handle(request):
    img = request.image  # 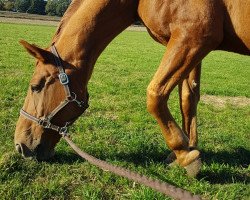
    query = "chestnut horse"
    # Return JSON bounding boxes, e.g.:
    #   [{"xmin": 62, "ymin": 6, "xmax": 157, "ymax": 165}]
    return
[{"xmin": 15, "ymin": 0, "xmax": 250, "ymax": 176}]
